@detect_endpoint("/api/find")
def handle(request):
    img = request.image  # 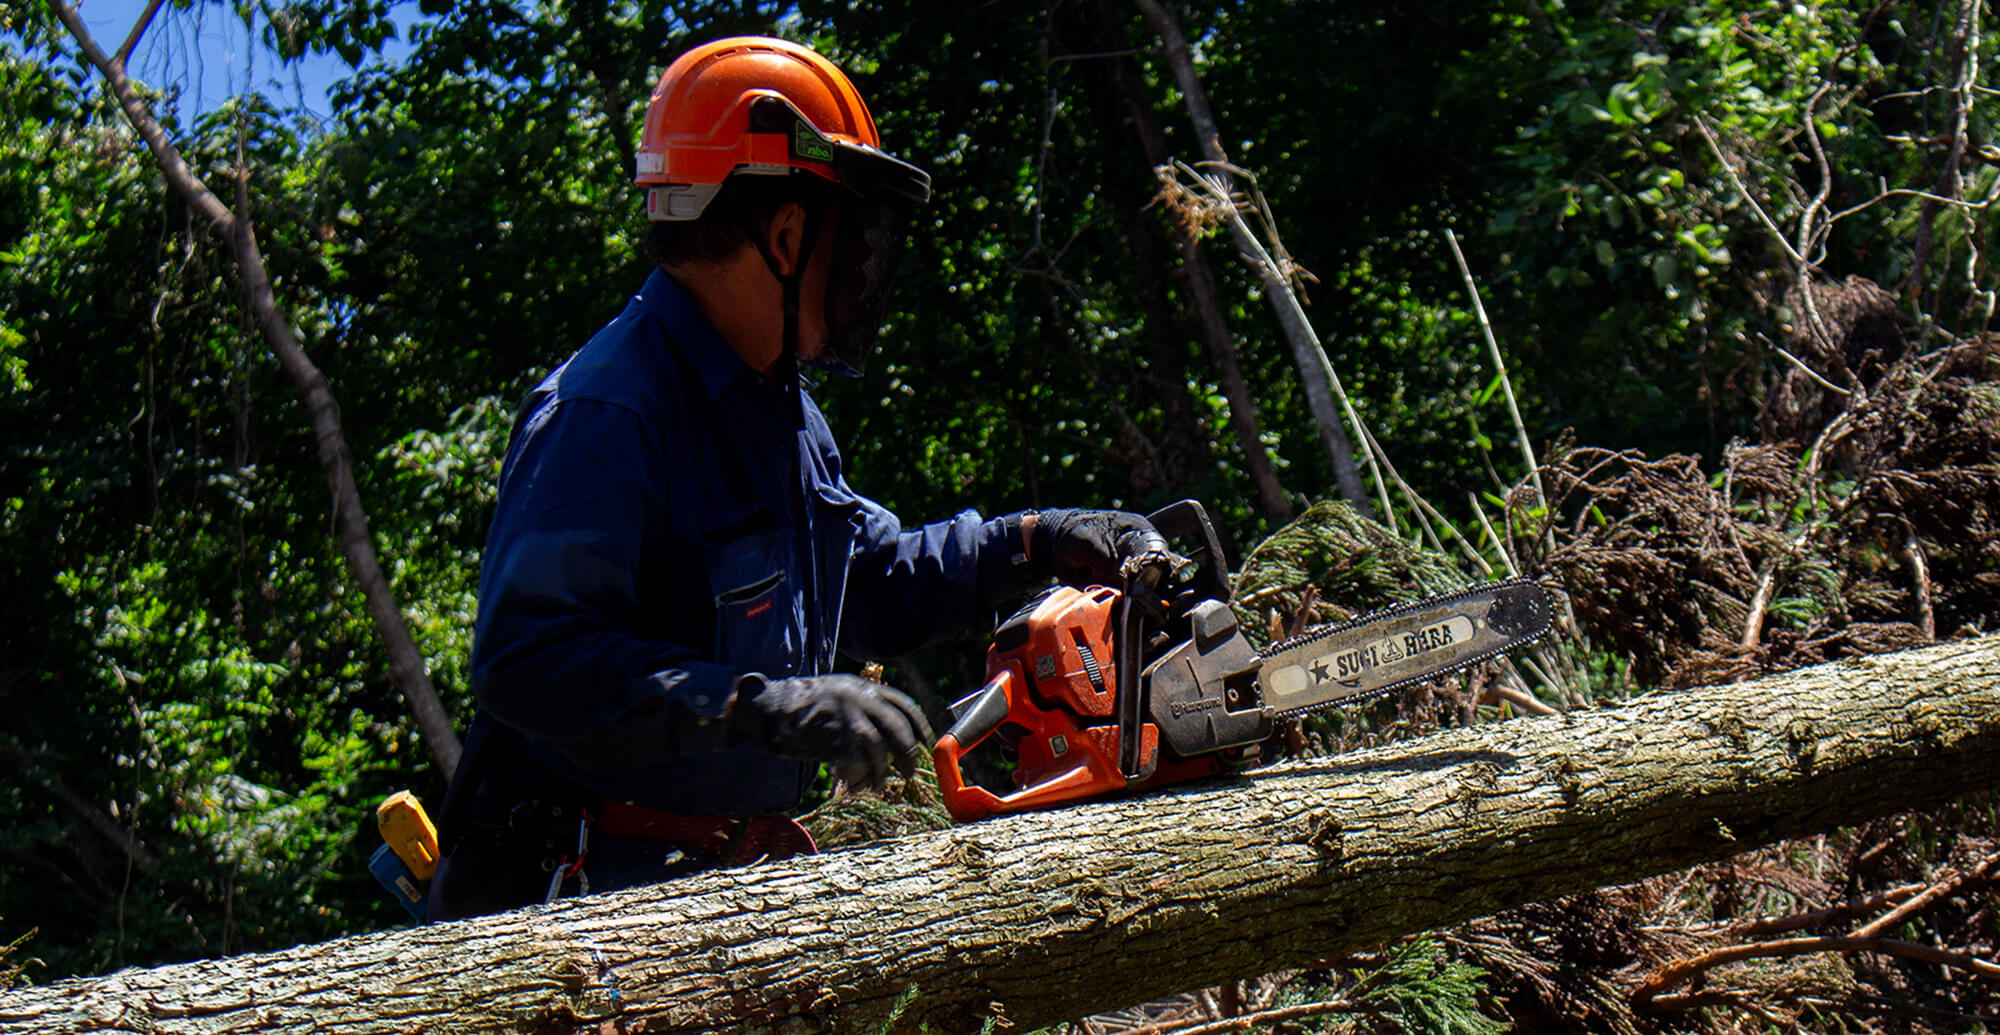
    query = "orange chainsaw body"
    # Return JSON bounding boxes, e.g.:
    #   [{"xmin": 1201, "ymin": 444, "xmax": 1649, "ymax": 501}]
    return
[
  {"xmin": 932, "ymin": 583, "xmax": 1264, "ymax": 827},
  {"xmin": 934, "ymin": 500, "xmax": 1271, "ymax": 823},
  {"xmin": 932, "ymin": 583, "xmax": 1251, "ymax": 823}
]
